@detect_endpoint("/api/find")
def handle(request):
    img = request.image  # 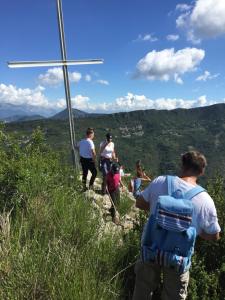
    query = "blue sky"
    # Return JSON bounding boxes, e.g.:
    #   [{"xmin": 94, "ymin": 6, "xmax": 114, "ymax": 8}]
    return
[{"xmin": 1, "ymin": 0, "xmax": 225, "ymax": 115}]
